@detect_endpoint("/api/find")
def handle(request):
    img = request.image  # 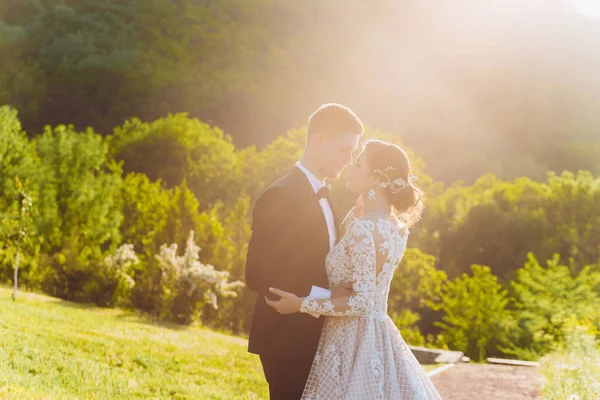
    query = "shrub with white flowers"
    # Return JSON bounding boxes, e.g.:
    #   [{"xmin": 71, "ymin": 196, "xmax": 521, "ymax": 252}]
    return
[
  {"xmin": 103, "ymin": 243, "xmax": 138, "ymax": 289},
  {"xmin": 156, "ymin": 230, "xmax": 243, "ymax": 324},
  {"xmin": 99, "ymin": 243, "xmax": 139, "ymax": 306}
]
